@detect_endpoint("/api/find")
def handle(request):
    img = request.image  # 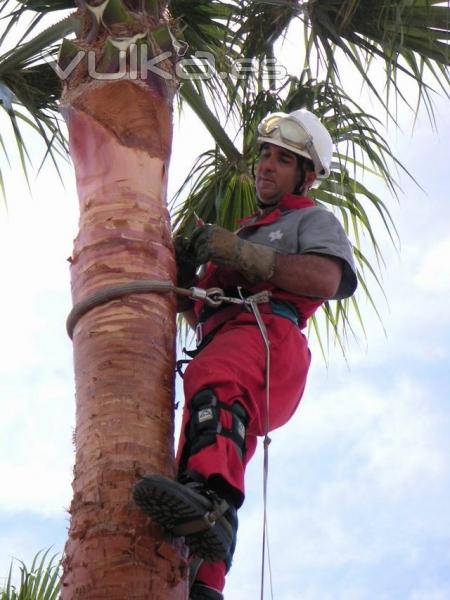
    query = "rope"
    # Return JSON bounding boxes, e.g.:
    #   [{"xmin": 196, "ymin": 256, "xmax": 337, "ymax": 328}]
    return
[
  {"xmin": 67, "ymin": 280, "xmax": 176, "ymax": 339},
  {"xmin": 248, "ymin": 300, "xmax": 274, "ymax": 600},
  {"xmin": 66, "ymin": 281, "xmax": 229, "ymax": 339}
]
